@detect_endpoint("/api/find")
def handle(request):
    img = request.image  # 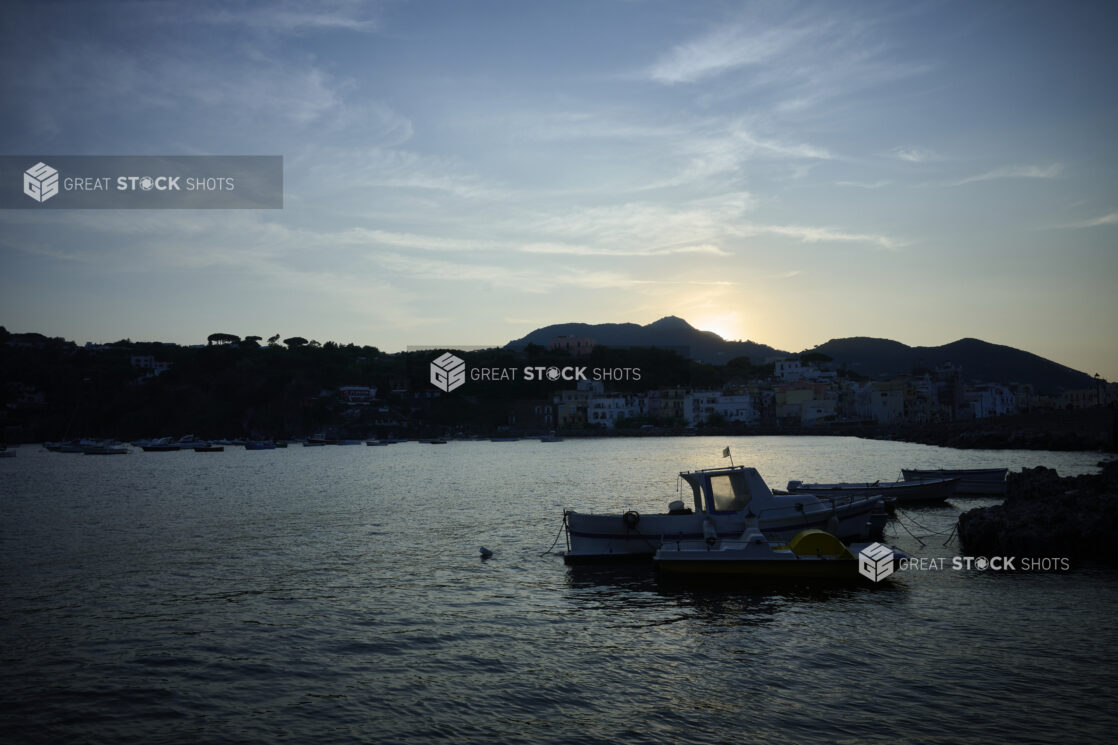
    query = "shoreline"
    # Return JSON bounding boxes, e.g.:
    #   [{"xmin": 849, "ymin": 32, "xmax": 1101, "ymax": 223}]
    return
[{"xmin": 545, "ymin": 407, "xmax": 1118, "ymax": 453}]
